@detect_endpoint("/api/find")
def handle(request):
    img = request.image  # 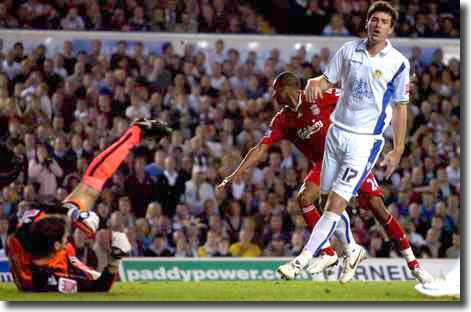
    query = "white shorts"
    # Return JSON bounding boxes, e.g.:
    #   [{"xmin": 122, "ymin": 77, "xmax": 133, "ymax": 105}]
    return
[{"xmin": 320, "ymin": 125, "xmax": 385, "ymax": 202}]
